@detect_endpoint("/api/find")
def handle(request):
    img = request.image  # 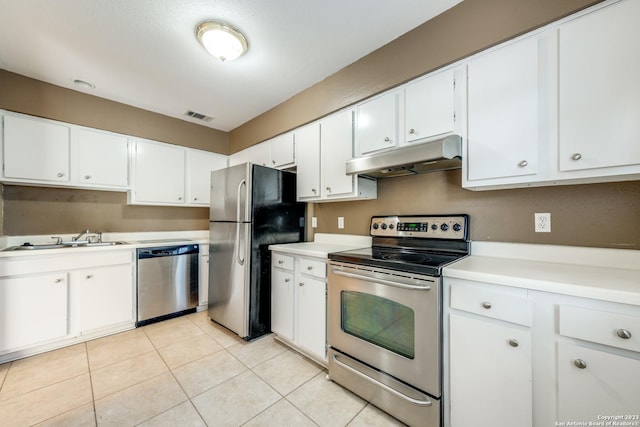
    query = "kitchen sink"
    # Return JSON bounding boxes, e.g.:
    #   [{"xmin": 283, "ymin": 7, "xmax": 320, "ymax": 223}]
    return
[{"xmin": 2, "ymin": 241, "xmax": 129, "ymax": 251}]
